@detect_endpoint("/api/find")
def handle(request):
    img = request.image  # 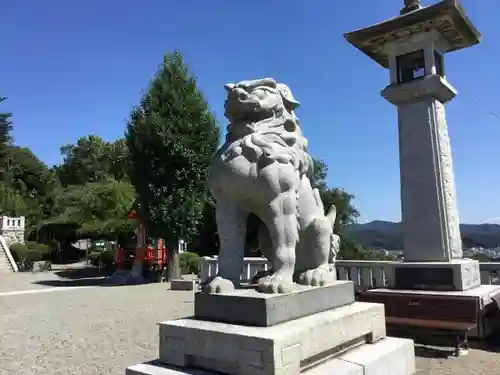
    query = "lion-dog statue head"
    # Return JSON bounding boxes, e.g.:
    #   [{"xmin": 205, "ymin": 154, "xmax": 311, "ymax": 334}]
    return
[{"xmin": 222, "ymin": 78, "xmax": 313, "ymax": 178}]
